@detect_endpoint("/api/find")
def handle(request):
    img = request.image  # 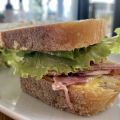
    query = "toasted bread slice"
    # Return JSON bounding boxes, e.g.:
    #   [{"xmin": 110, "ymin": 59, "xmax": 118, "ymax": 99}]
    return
[
  {"xmin": 20, "ymin": 75, "xmax": 120, "ymax": 116},
  {"xmin": 0, "ymin": 19, "xmax": 105, "ymax": 51}
]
